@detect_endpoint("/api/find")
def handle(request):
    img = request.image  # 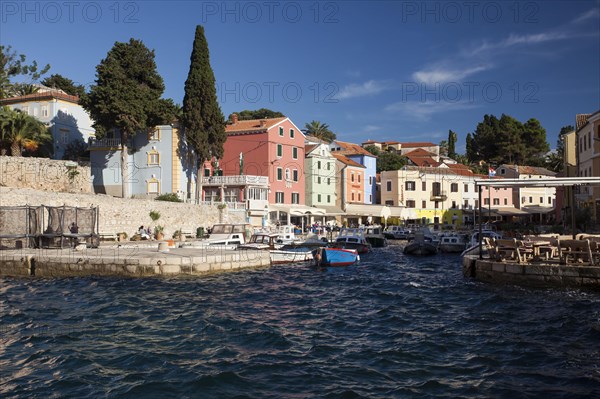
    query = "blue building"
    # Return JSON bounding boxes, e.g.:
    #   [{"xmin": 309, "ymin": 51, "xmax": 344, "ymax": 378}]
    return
[
  {"xmin": 89, "ymin": 124, "xmax": 197, "ymax": 199},
  {"xmin": 0, "ymin": 87, "xmax": 95, "ymax": 159},
  {"xmin": 329, "ymin": 140, "xmax": 377, "ymax": 204}
]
